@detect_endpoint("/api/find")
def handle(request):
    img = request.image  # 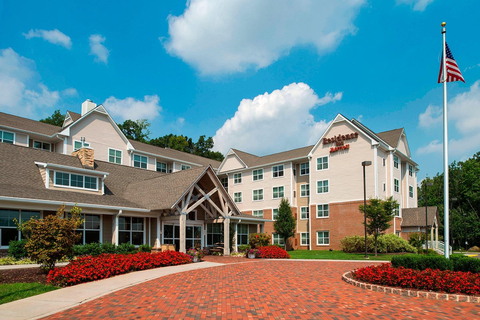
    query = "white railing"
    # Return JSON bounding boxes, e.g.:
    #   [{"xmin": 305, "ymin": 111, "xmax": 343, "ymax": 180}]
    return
[{"xmin": 424, "ymin": 241, "xmax": 452, "ymax": 255}]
